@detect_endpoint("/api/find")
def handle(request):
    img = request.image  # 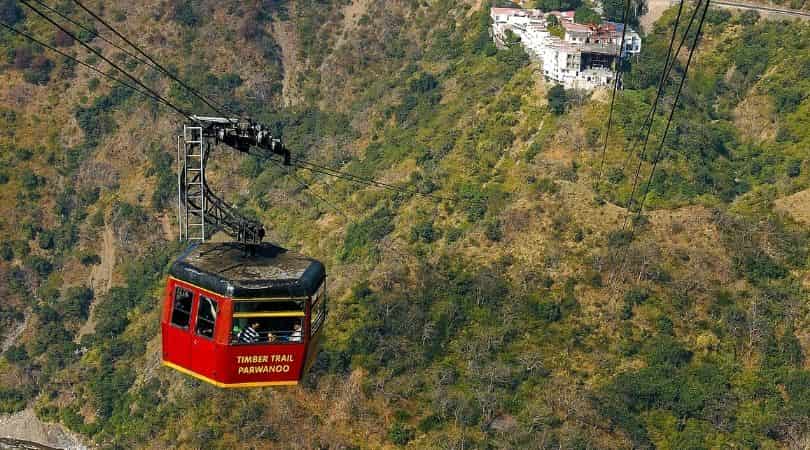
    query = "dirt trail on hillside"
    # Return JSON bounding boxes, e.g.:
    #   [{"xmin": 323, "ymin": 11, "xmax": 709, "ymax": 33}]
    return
[
  {"xmin": 271, "ymin": 20, "xmax": 301, "ymax": 107},
  {"xmin": 89, "ymin": 225, "xmax": 115, "ymax": 294},
  {"xmin": 0, "ymin": 409, "xmax": 86, "ymax": 450},
  {"xmin": 1, "ymin": 314, "xmax": 28, "ymax": 352},
  {"xmin": 79, "ymin": 224, "xmax": 116, "ymax": 339},
  {"xmin": 641, "ymin": 0, "xmax": 676, "ymax": 30},
  {"xmin": 333, "ymin": 0, "xmax": 373, "ymax": 51}
]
